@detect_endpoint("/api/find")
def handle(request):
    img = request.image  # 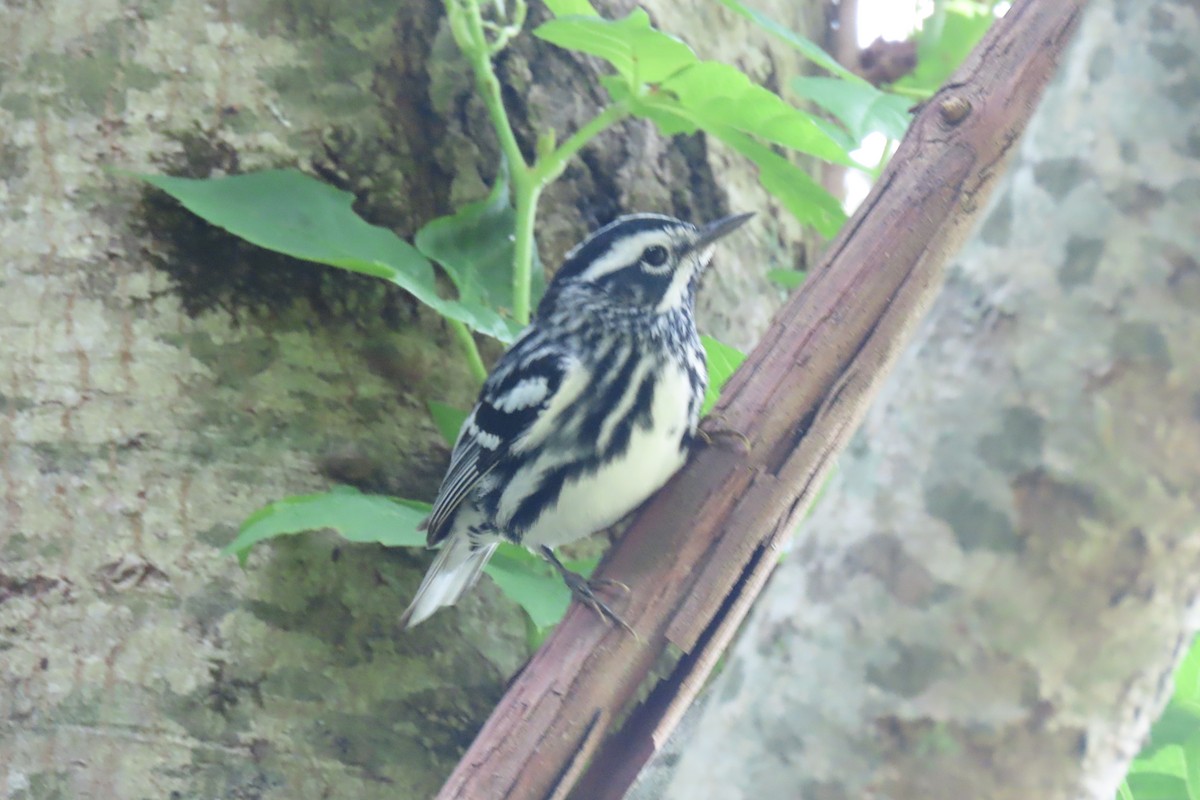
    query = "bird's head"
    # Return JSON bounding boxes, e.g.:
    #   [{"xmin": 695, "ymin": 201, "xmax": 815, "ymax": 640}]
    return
[{"xmin": 537, "ymin": 212, "xmax": 753, "ymax": 321}]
